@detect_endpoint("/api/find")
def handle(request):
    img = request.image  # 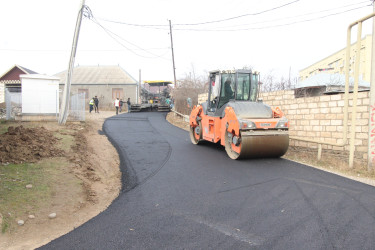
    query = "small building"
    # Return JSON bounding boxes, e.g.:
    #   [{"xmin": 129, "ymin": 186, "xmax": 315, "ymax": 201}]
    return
[
  {"xmin": 295, "ymin": 73, "xmax": 369, "ymax": 97},
  {"xmin": 0, "ymin": 65, "xmax": 38, "ymax": 103},
  {"xmin": 20, "ymin": 74, "xmax": 60, "ymax": 115},
  {"xmin": 55, "ymin": 65, "xmax": 138, "ymax": 109},
  {"xmin": 299, "ymin": 35, "xmax": 372, "ymax": 83}
]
